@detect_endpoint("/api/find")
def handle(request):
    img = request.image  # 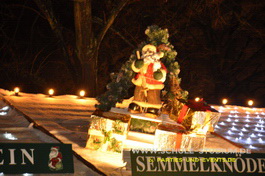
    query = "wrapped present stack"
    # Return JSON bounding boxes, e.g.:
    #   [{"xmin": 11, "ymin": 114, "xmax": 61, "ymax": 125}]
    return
[
  {"xmin": 86, "ymin": 109, "xmax": 131, "ymax": 153},
  {"xmin": 154, "ymin": 99, "xmax": 221, "ymax": 151}
]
